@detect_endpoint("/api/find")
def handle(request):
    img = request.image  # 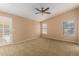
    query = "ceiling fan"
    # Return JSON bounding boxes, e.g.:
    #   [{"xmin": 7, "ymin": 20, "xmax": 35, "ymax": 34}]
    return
[{"xmin": 35, "ymin": 7, "xmax": 51, "ymax": 15}]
